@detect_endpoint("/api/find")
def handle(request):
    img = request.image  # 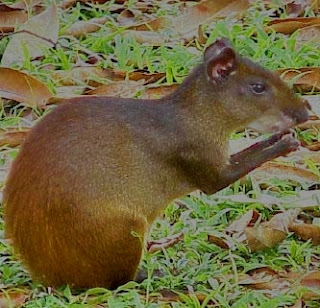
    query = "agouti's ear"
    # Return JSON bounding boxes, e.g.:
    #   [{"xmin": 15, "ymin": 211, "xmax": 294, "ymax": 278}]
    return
[{"xmin": 204, "ymin": 38, "xmax": 236, "ymax": 84}]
